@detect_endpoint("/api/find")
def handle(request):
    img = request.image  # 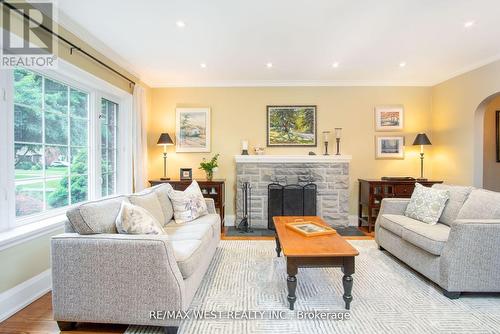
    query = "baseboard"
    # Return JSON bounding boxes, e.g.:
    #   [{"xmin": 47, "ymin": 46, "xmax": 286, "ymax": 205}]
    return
[
  {"xmin": 224, "ymin": 214, "xmax": 236, "ymax": 227},
  {"xmin": 348, "ymin": 215, "xmax": 359, "ymax": 226},
  {"xmin": 226, "ymin": 215, "xmax": 358, "ymax": 227},
  {"xmin": 0, "ymin": 269, "xmax": 52, "ymax": 322}
]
